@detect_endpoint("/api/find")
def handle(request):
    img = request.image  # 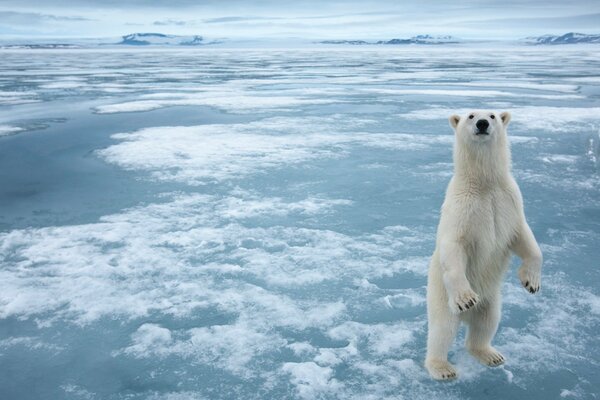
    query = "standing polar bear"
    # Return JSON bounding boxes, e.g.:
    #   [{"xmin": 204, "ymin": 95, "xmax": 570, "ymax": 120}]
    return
[{"xmin": 425, "ymin": 110, "xmax": 543, "ymax": 380}]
